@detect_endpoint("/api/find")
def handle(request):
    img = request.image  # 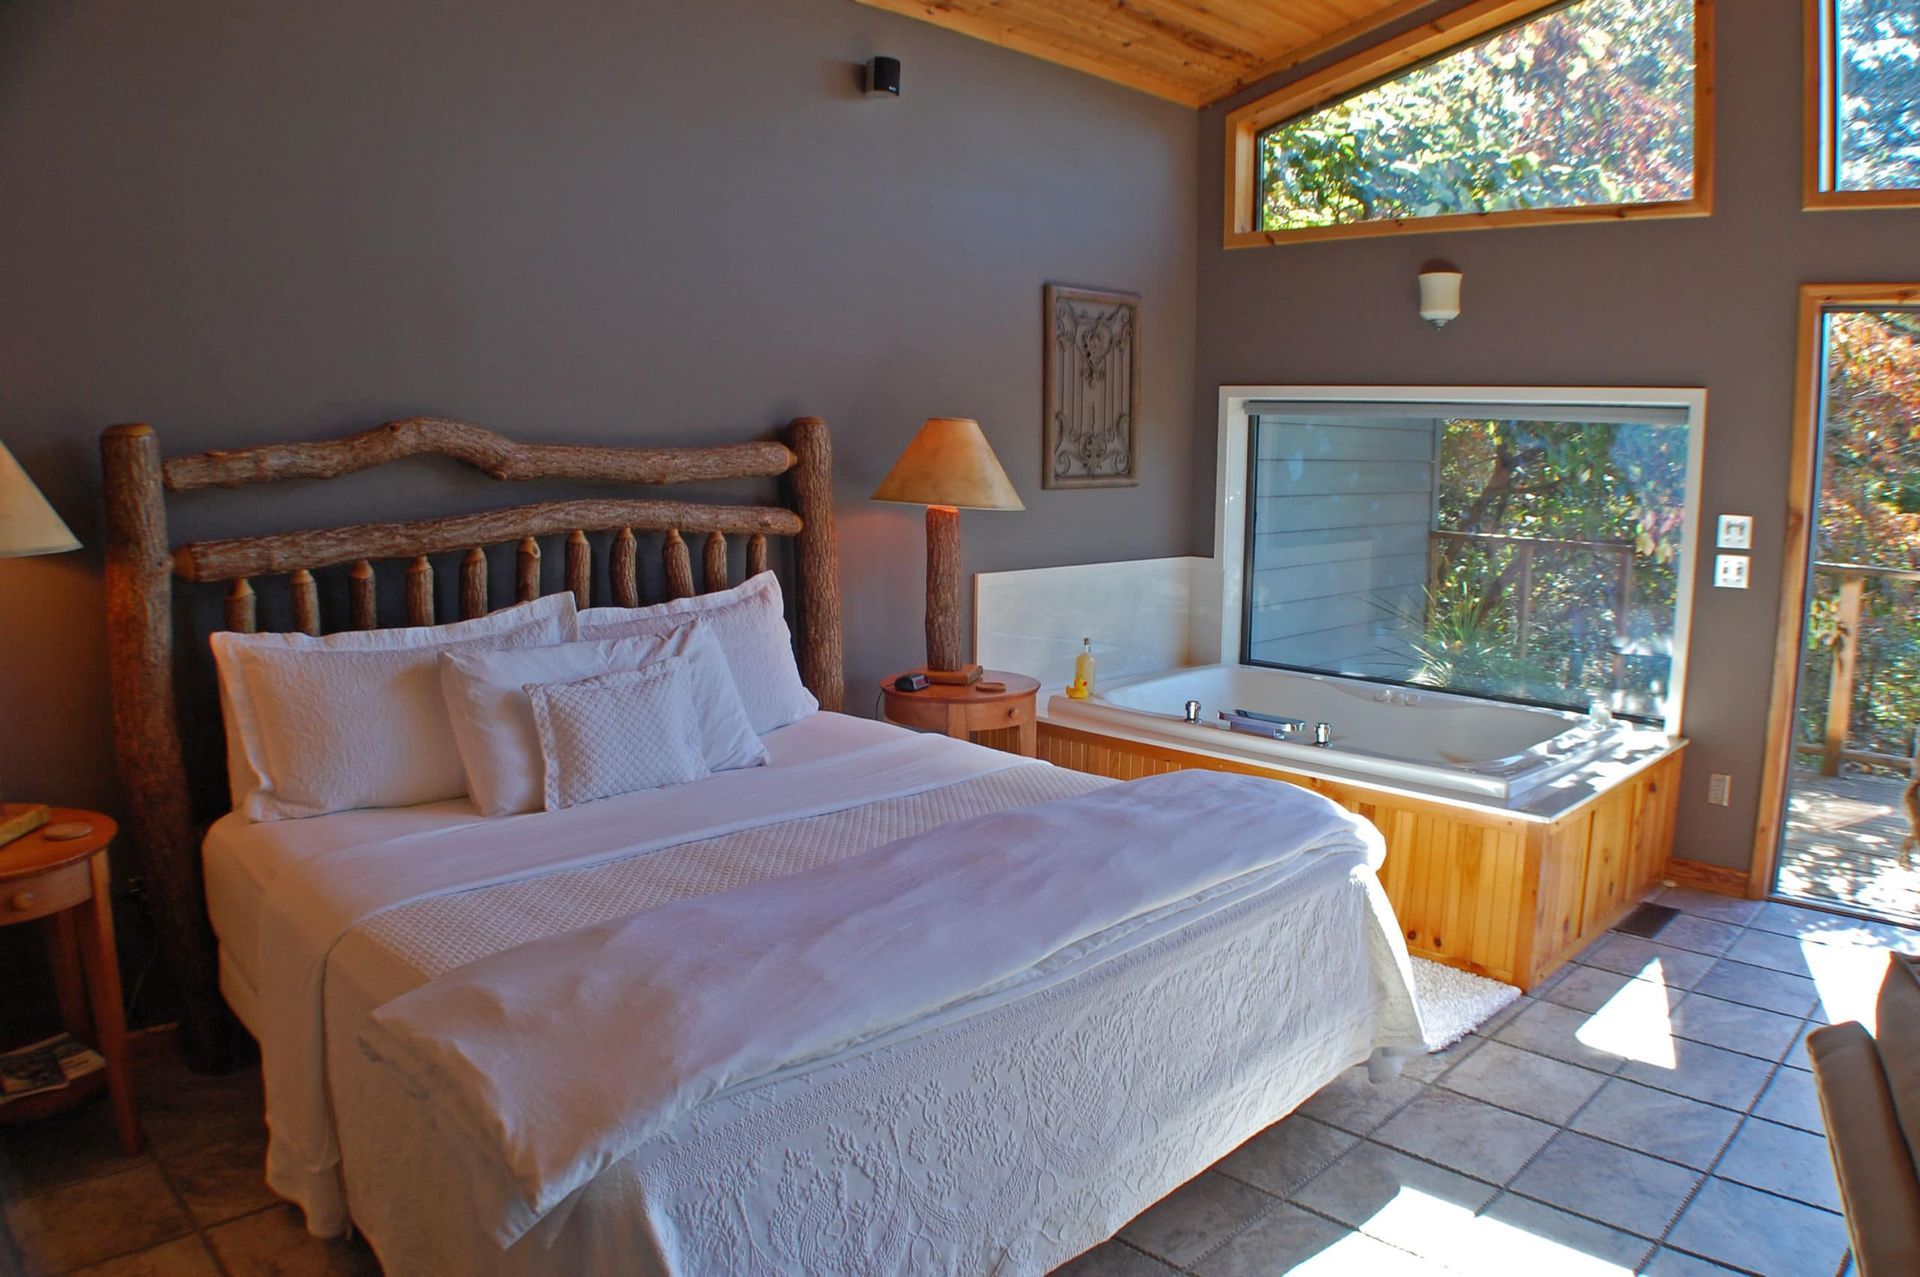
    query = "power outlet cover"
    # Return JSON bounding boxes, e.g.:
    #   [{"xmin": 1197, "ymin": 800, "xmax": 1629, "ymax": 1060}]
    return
[
  {"xmin": 1708, "ymin": 773, "xmax": 1732, "ymax": 806},
  {"xmin": 1714, "ymin": 554, "xmax": 1750, "ymax": 589}
]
